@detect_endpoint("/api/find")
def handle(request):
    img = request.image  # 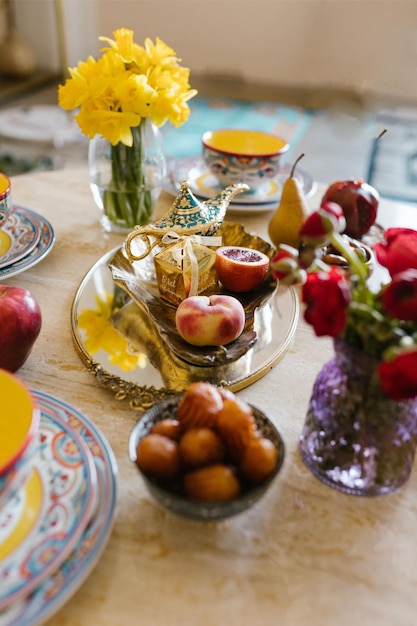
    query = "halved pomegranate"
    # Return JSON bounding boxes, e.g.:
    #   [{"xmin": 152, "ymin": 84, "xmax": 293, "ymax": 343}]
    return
[{"xmin": 215, "ymin": 246, "xmax": 270, "ymax": 293}]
